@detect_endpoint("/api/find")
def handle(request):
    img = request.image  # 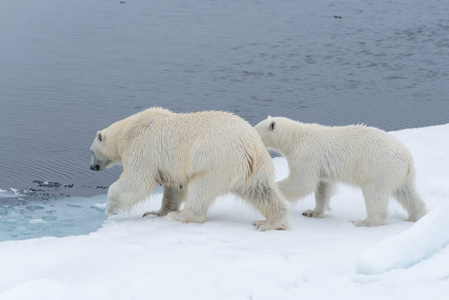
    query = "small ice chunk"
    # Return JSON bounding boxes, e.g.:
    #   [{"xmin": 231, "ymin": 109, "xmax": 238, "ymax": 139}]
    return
[
  {"xmin": 10, "ymin": 188, "xmax": 21, "ymax": 195},
  {"xmin": 94, "ymin": 203, "xmax": 107, "ymax": 209}
]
